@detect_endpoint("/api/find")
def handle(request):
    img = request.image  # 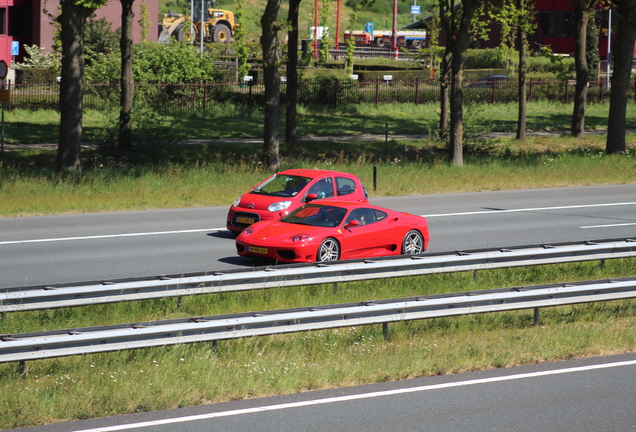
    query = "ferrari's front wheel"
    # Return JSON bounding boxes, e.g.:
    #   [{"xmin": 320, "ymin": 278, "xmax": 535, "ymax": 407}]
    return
[
  {"xmin": 402, "ymin": 230, "xmax": 424, "ymax": 255},
  {"xmin": 317, "ymin": 238, "xmax": 340, "ymax": 262}
]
